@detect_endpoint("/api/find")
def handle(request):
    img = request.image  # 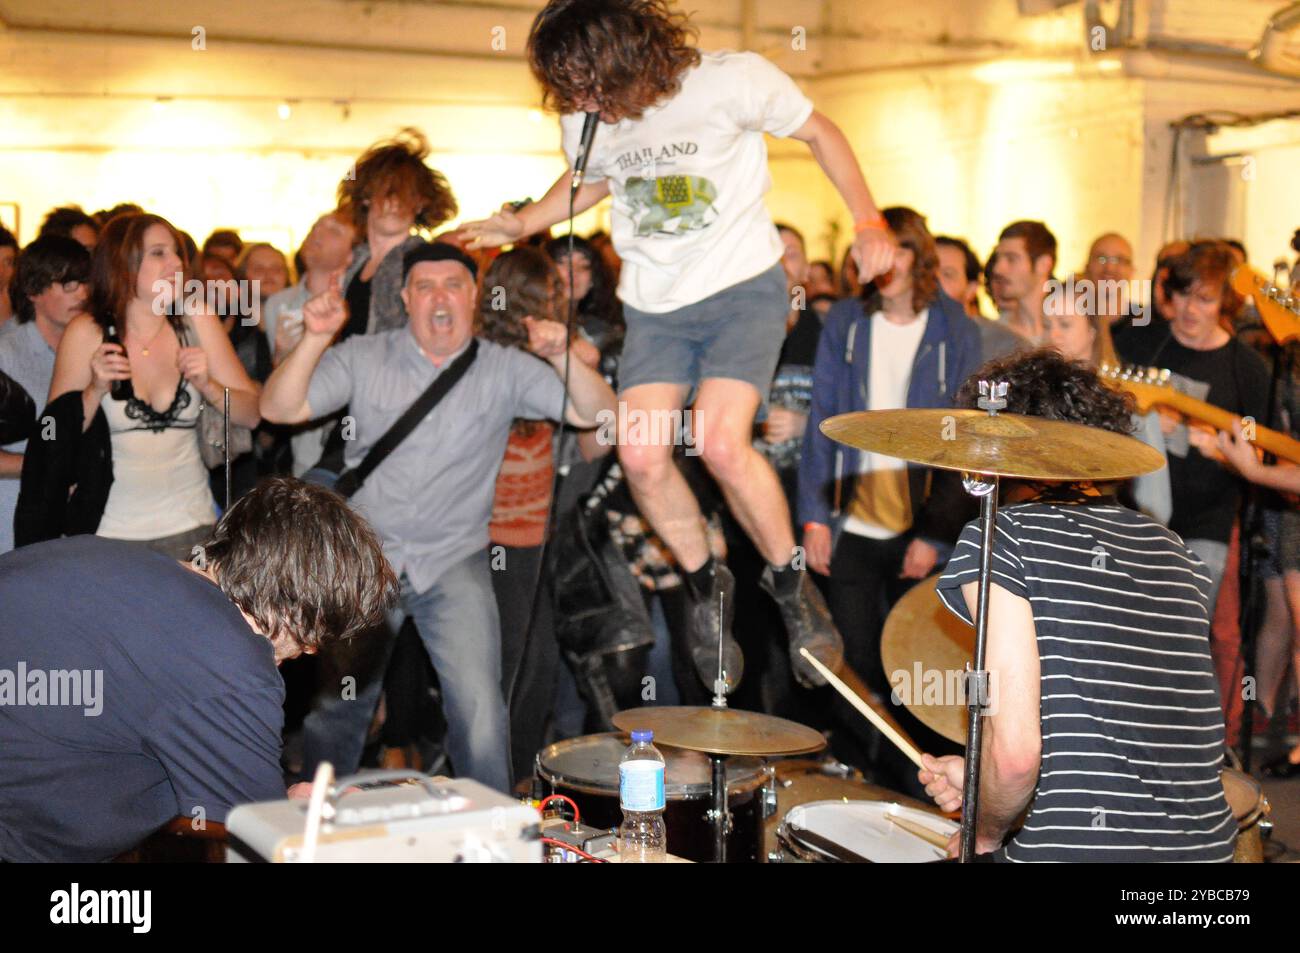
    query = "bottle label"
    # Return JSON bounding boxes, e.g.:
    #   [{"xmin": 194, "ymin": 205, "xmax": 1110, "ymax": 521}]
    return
[{"xmin": 619, "ymin": 760, "xmax": 665, "ymax": 812}]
